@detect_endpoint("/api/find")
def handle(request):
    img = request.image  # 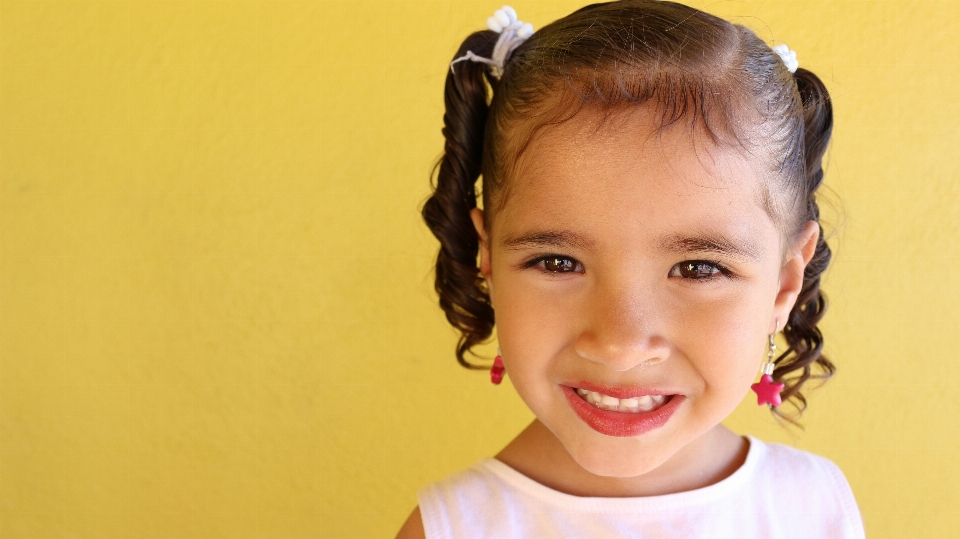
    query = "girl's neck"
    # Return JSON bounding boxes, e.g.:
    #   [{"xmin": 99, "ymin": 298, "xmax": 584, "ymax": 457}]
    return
[{"xmin": 494, "ymin": 420, "xmax": 748, "ymax": 498}]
